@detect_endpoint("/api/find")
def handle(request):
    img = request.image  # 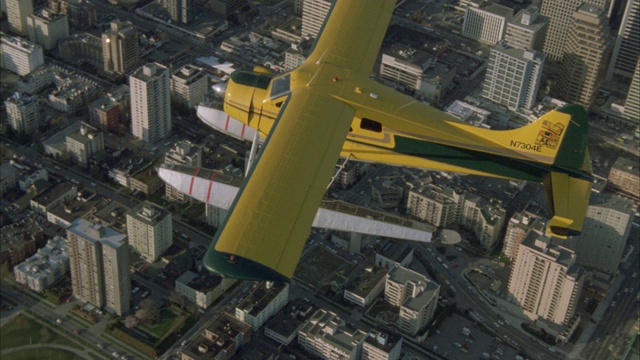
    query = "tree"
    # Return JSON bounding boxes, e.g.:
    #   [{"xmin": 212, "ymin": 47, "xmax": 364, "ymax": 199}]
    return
[
  {"xmin": 136, "ymin": 298, "xmax": 160, "ymax": 325},
  {"xmin": 124, "ymin": 315, "xmax": 139, "ymax": 328}
]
